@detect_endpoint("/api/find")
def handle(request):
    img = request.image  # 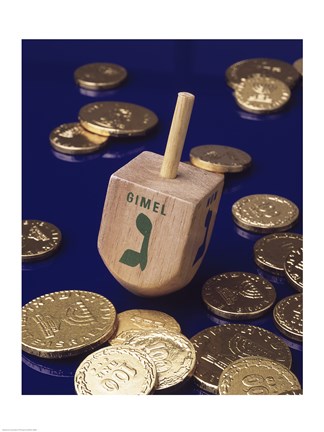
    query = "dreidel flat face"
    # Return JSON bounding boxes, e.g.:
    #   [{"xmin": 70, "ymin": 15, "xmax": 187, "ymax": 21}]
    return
[{"xmin": 98, "ymin": 151, "xmax": 224, "ymax": 296}]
